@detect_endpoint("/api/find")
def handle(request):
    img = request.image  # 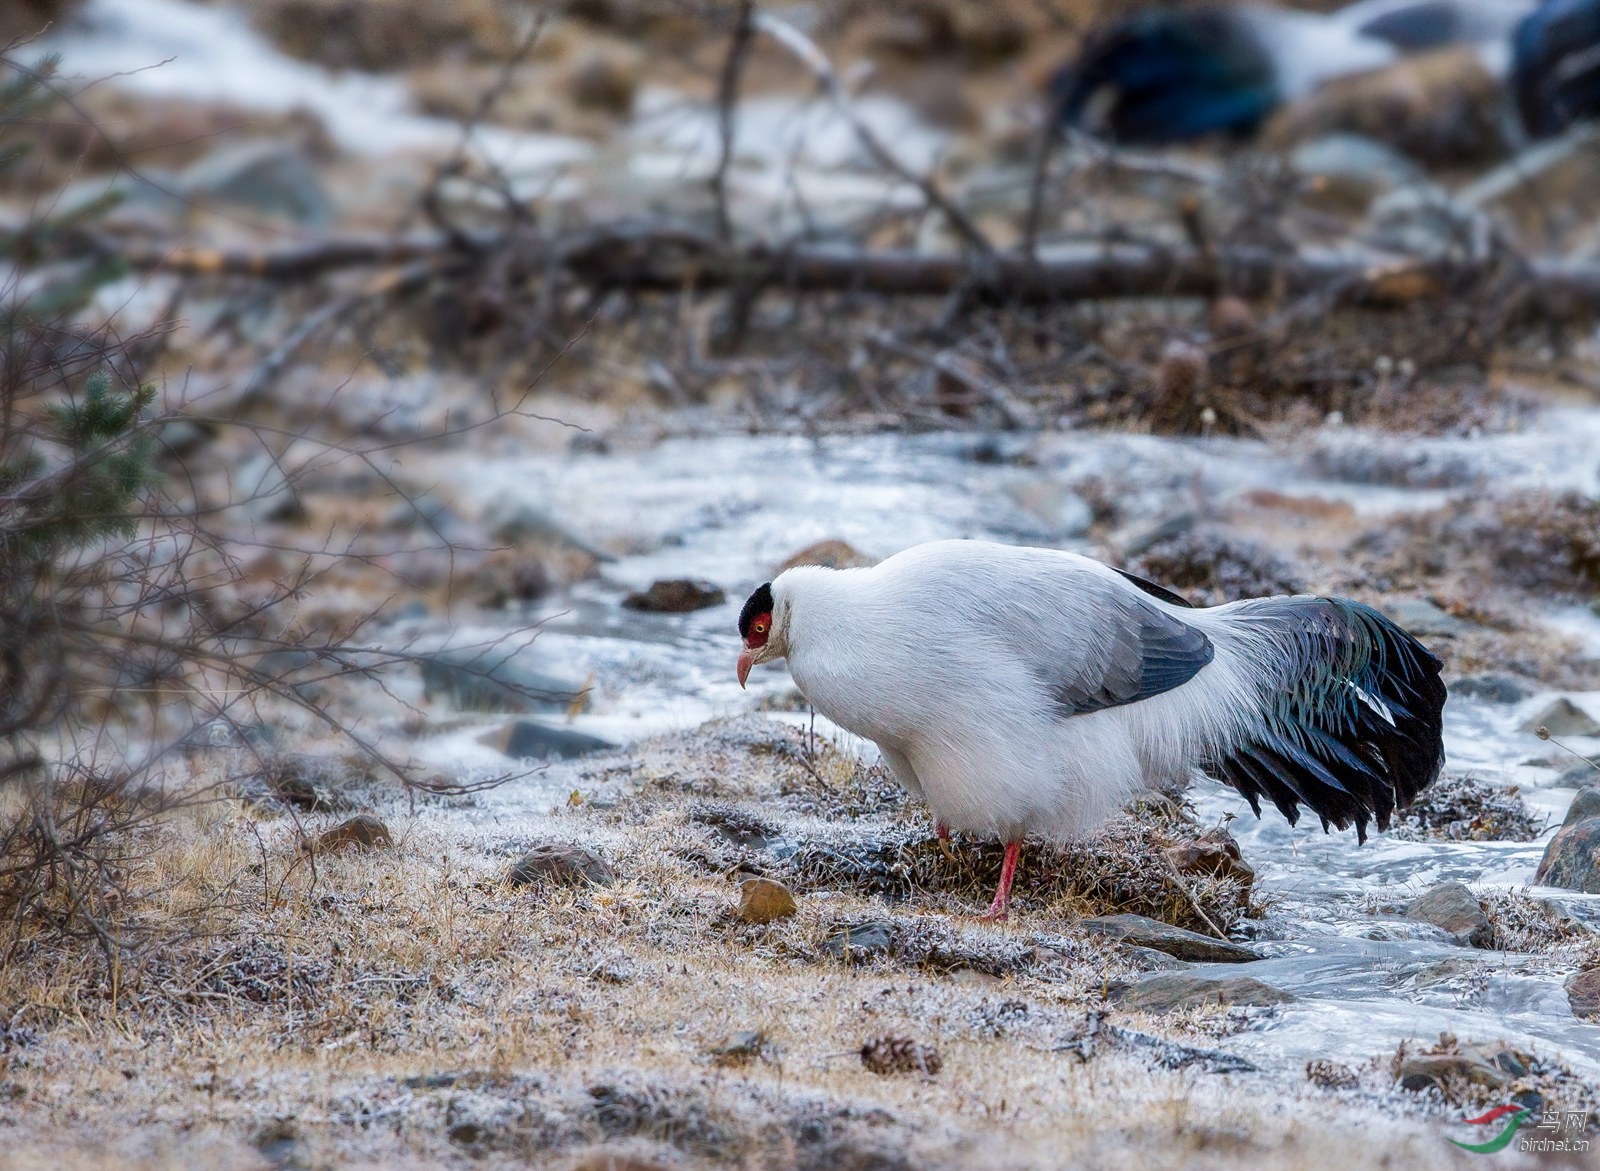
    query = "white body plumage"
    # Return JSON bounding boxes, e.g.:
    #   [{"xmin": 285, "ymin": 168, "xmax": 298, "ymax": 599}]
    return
[
  {"xmin": 750, "ymin": 540, "xmax": 1444, "ymax": 850},
  {"xmin": 773, "ymin": 543, "xmax": 1240, "ymax": 841}
]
